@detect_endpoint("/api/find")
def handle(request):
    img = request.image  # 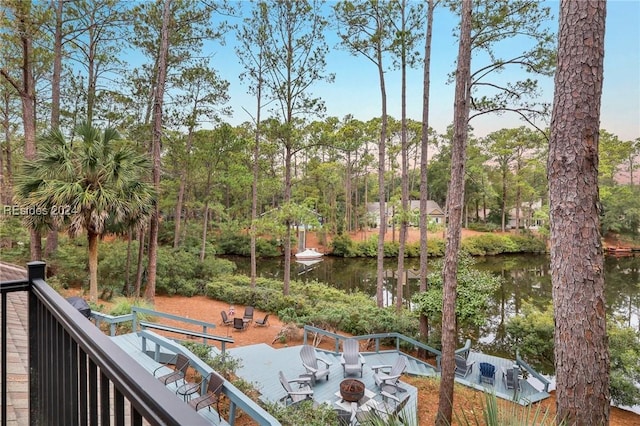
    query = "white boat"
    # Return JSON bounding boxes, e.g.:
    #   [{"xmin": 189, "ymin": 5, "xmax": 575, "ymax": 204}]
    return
[
  {"xmin": 294, "ymin": 247, "xmax": 323, "ymax": 260},
  {"xmin": 295, "ymin": 258, "xmax": 323, "ymax": 267}
]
